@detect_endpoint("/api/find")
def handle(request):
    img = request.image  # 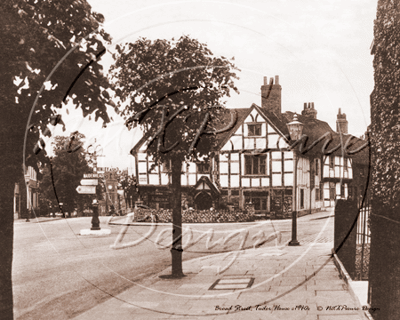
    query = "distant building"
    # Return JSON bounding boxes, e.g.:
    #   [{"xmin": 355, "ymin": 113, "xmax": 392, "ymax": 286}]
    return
[
  {"xmin": 14, "ymin": 166, "xmax": 39, "ymax": 219},
  {"xmin": 131, "ymin": 76, "xmax": 369, "ymax": 219},
  {"xmin": 97, "ymin": 167, "xmax": 124, "ymax": 215}
]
